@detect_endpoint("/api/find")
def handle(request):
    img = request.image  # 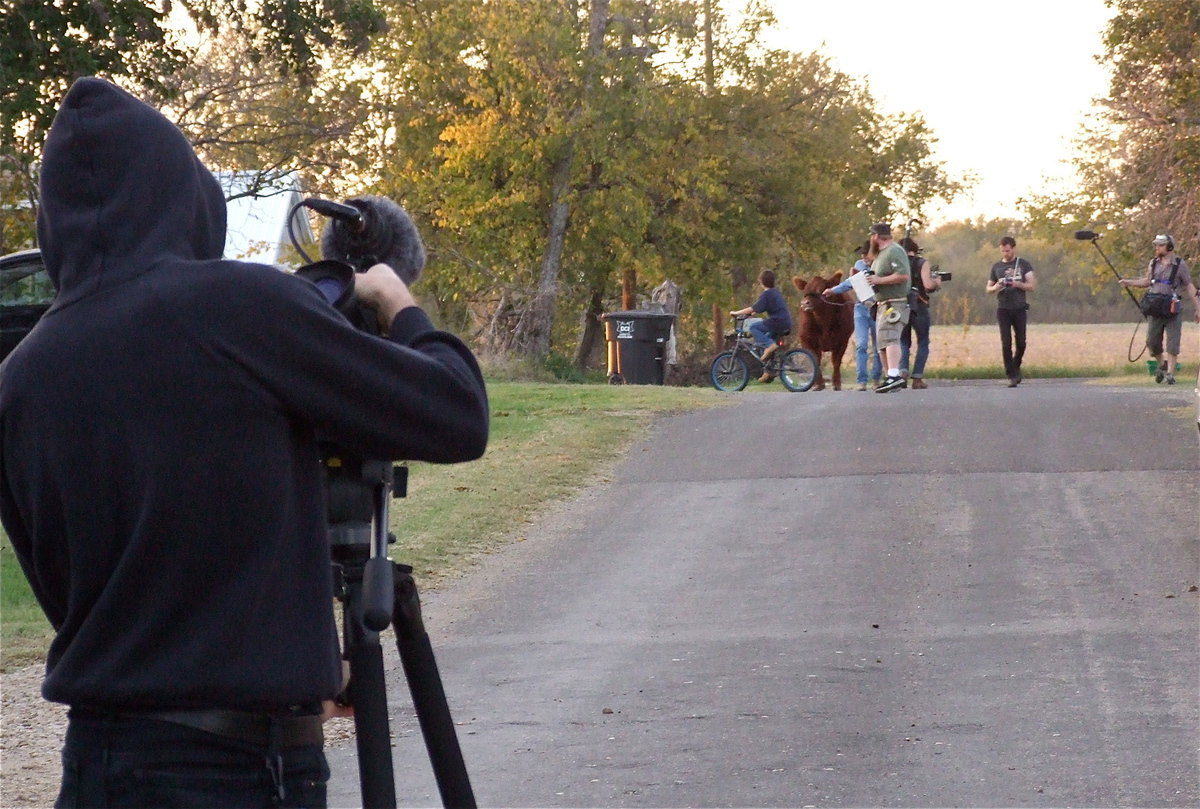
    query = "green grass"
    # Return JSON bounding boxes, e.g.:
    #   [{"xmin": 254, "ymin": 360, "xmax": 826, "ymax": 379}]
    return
[
  {"xmin": 0, "ymin": 537, "xmax": 51, "ymax": 671},
  {"xmin": 0, "ymin": 381, "xmax": 730, "ymax": 671}
]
